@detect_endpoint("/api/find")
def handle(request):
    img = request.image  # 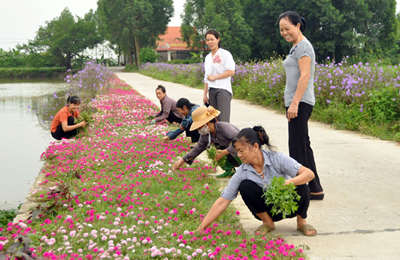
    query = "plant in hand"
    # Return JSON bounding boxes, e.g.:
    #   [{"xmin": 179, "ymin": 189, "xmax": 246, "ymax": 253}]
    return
[
  {"xmin": 262, "ymin": 177, "xmax": 300, "ymax": 219},
  {"xmin": 206, "ymin": 145, "xmax": 227, "ymax": 167},
  {"xmin": 76, "ymin": 110, "xmax": 94, "ymax": 134}
]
